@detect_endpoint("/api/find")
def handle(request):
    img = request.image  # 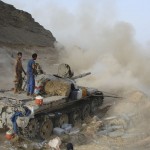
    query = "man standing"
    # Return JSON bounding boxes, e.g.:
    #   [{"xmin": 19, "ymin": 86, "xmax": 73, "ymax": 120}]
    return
[
  {"xmin": 14, "ymin": 52, "xmax": 26, "ymax": 93},
  {"xmin": 27, "ymin": 53, "xmax": 37, "ymax": 96}
]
